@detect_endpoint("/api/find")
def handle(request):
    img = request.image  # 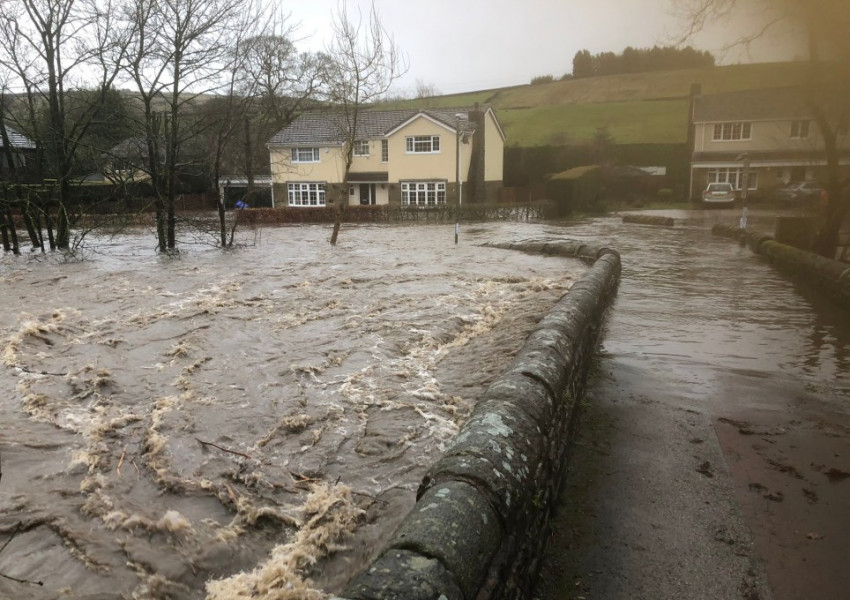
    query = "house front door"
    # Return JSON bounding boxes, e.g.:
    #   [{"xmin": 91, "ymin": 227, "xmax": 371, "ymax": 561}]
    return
[{"xmin": 359, "ymin": 183, "xmax": 376, "ymax": 205}]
